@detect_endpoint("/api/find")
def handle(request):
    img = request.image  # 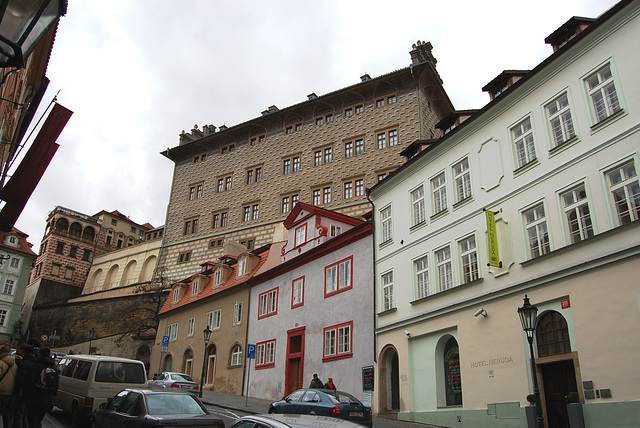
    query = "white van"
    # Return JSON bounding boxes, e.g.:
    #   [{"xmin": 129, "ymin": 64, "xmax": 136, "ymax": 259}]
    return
[{"xmin": 53, "ymin": 354, "xmax": 148, "ymax": 426}]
